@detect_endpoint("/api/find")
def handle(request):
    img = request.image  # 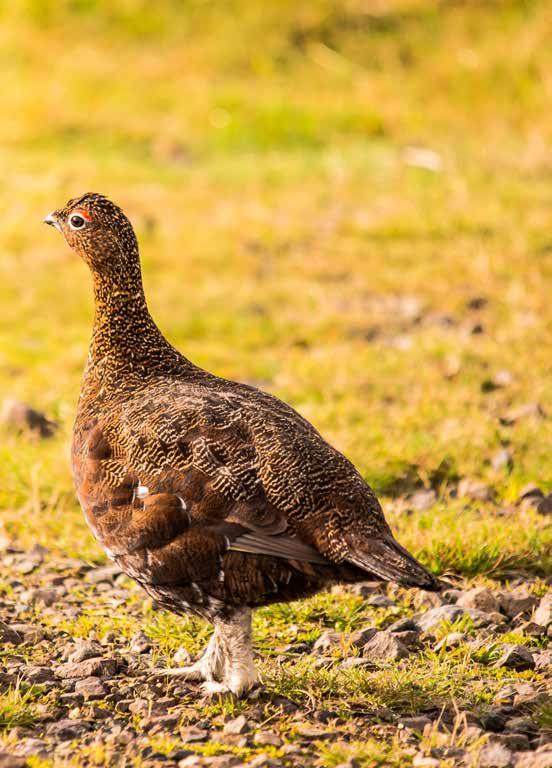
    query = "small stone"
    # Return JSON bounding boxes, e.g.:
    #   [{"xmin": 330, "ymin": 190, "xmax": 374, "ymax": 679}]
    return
[
  {"xmin": 490, "ymin": 733, "xmax": 530, "ymax": 751},
  {"xmin": 296, "ymin": 724, "xmax": 335, "ymax": 739},
  {"xmin": 399, "ymin": 715, "xmax": 431, "ymax": 731},
  {"xmin": 68, "ymin": 640, "xmax": 104, "ymax": 663},
  {"xmin": 518, "ymin": 621, "xmax": 545, "ymax": 636},
  {"xmin": 55, "ymin": 657, "xmax": 117, "ymax": 679},
  {"xmin": 504, "ymin": 717, "xmax": 536, "ymax": 734},
  {"xmin": 501, "ymin": 402, "xmax": 545, "ymax": 425},
  {"xmin": 457, "ymin": 587, "xmax": 500, "ymax": 613},
  {"xmin": 367, "ymin": 593, "xmax": 395, "ymax": 608},
  {"xmin": 533, "ymin": 649, "xmax": 552, "ymax": 670},
  {"xmin": 46, "ymin": 718, "xmax": 90, "ymax": 740},
  {"xmin": 514, "ymin": 753, "xmax": 552, "ymax": 768},
  {"xmin": 497, "ymin": 592, "xmax": 538, "ymax": 619},
  {"xmin": 253, "ymin": 731, "xmax": 282, "ymax": 747},
  {"xmin": 414, "ymin": 604, "xmax": 466, "ymax": 632},
  {"xmin": 85, "ymin": 564, "xmax": 121, "ymax": 583},
  {"xmin": 0, "ymin": 753, "xmax": 27, "ymax": 768},
  {"xmin": 478, "ymin": 743, "xmax": 513, "ymax": 767},
  {"xmin": 130, "ymin": 631, "xmax": 152, "ymax": 653},
  {"xmin": 20, "ymin": 588, "xmax": 58, "ymax": 606},
  {"xmin": 0, "ymin": 398, "xmax": 57, "ymax": 438},
  {"xmin": 493, "ymin": 645, "xmax": 535, "ymax": 671},
  {"xmin": 312, "ymin": 630, "xmax": 342, "ymax": 653},
  {"xmin": 434, "ymin": 631, "xmax": 465, "ymax": 650},
  {"xmin": 362, "ymin": 630, "xmax": 409, "ymax": 661},
  {"xmin": 409, "ymin": 489, "xmax": 436, "ymax": 512},
  {"xmin": 537, "ymin": 494, "xmax": 552, "ymax": 515},
  {"xmin": 74, "ymin": 677, "xmax": 107, "ymax": 700},
  {"xmin": 0, "ymin": 620, "xmax": 22, "ymax": 645},
  {"xmin": 223, "ymin": 715, "xmax": 249, "ymax": 735},
  {"xmin": 457, "ymin": 478, "xmax": 494, "ymax": 501},
  {"xmin": 491, "ymin": 449, "xmax": 513, "ymax": 471},
  {"xmin": 22, "ymin": 666, "xmax": 56, "ymax": 684},
  {"xmin": 9, "ymin": 624, "xmax": 44, "ymax": 643},
  {"xmin": 412, "ymin": 756, "xmax": 440, "ymax": 768},
  {"xmin": 349, "ymin": 626, "xmax": 378, "ymax": 648},
  {"xmin": 180, "ymin": 728, "xmax": 209, "ymax": 743}
]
